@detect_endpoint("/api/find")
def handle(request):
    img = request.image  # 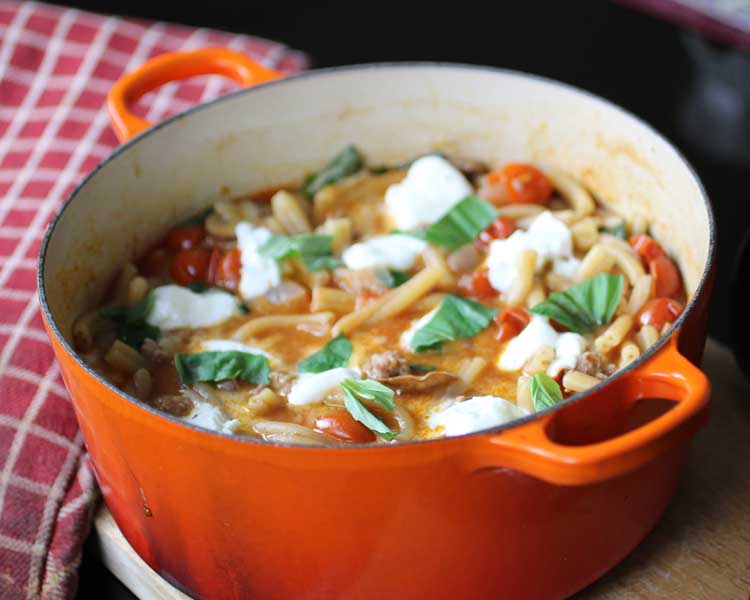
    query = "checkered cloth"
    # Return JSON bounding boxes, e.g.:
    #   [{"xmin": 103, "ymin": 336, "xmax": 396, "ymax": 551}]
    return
[{"xmin": 0, "ymin": 2, "xmax": 307, "ymax": 598}]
